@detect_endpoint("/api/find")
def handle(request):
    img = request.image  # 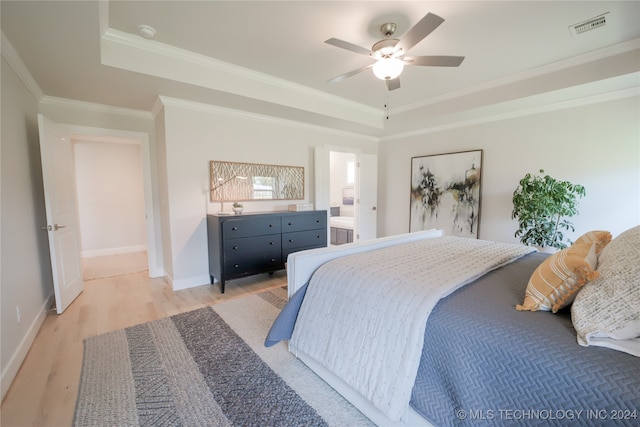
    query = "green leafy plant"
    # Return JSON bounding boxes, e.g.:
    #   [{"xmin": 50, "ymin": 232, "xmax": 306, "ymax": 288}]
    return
[
  {"xmin": 233, "ymin": 202, "xmax": 243, "ymax": 208},
  {"xmin": 512, "ymin": 169, "xmax": 586, "ymax": 249}
]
